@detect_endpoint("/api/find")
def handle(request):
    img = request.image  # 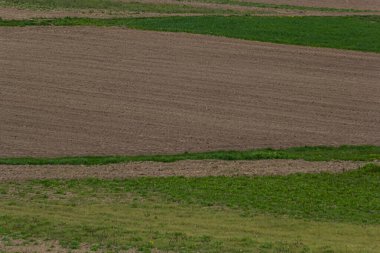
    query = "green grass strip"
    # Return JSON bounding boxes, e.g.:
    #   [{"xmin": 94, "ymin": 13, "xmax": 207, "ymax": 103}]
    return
[
  {"xmin": 180, "ymin": 0, "xmax": 370, "ymax": 13},
  {"xmin": 0, "ymin": 164, "xmax": 378, "ymax": 253},
  {"xmin": 1, "ymin": 164, "xmax": 379, "ymax": 225},
  {"xmin": 1, "ymin": 167, "xmax": 379, "ymax": 253},
  {"xmin": 1, "ymin": 145, "xmax": 379, "ymax": 165},
  {"xmin": 1, "ymin": 16, "xmax": 380, "ymax": 53},
  {"xmin": 89, "ymin": 163, "xmax": 380, "ymax": 224}
]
